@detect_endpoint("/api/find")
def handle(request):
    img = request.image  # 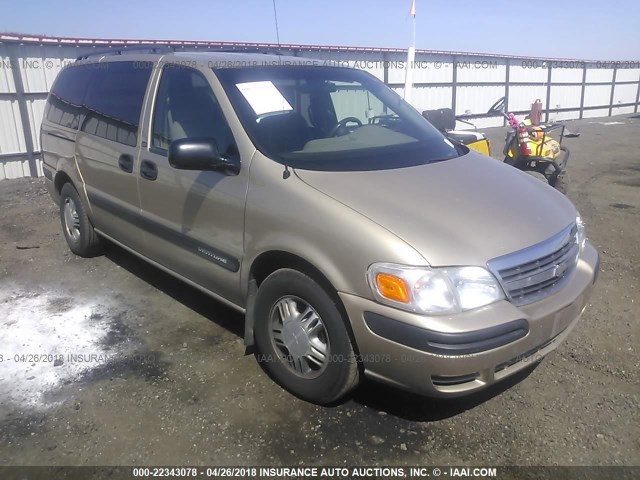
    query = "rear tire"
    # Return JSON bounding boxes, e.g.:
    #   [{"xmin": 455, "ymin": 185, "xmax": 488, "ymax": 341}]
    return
[
  {"xmin": 59, "ymin": 183, "xmax": 103, "ymax": 257},
  {"xmin": 525, "ymin": 170, "xmax": 548, "ymax": 184},
  {"xmin": 553, "ymin": 170, "xmax": 569, "ymax": 195},
  {"xmin": 253, "ymin": 268, "xmax": 360, "ymax": 404}
]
